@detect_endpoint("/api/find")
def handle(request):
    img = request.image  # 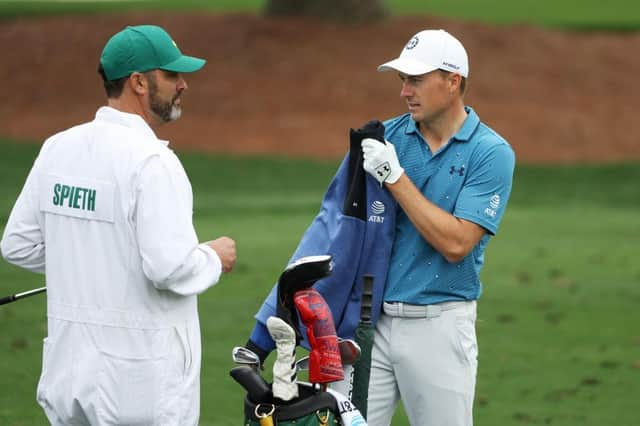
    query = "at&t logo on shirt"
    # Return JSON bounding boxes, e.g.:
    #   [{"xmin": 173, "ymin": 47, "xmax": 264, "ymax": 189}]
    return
[{"xmin": 484, "ymin": 194, "xmax": 501, "ymax": 218}]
